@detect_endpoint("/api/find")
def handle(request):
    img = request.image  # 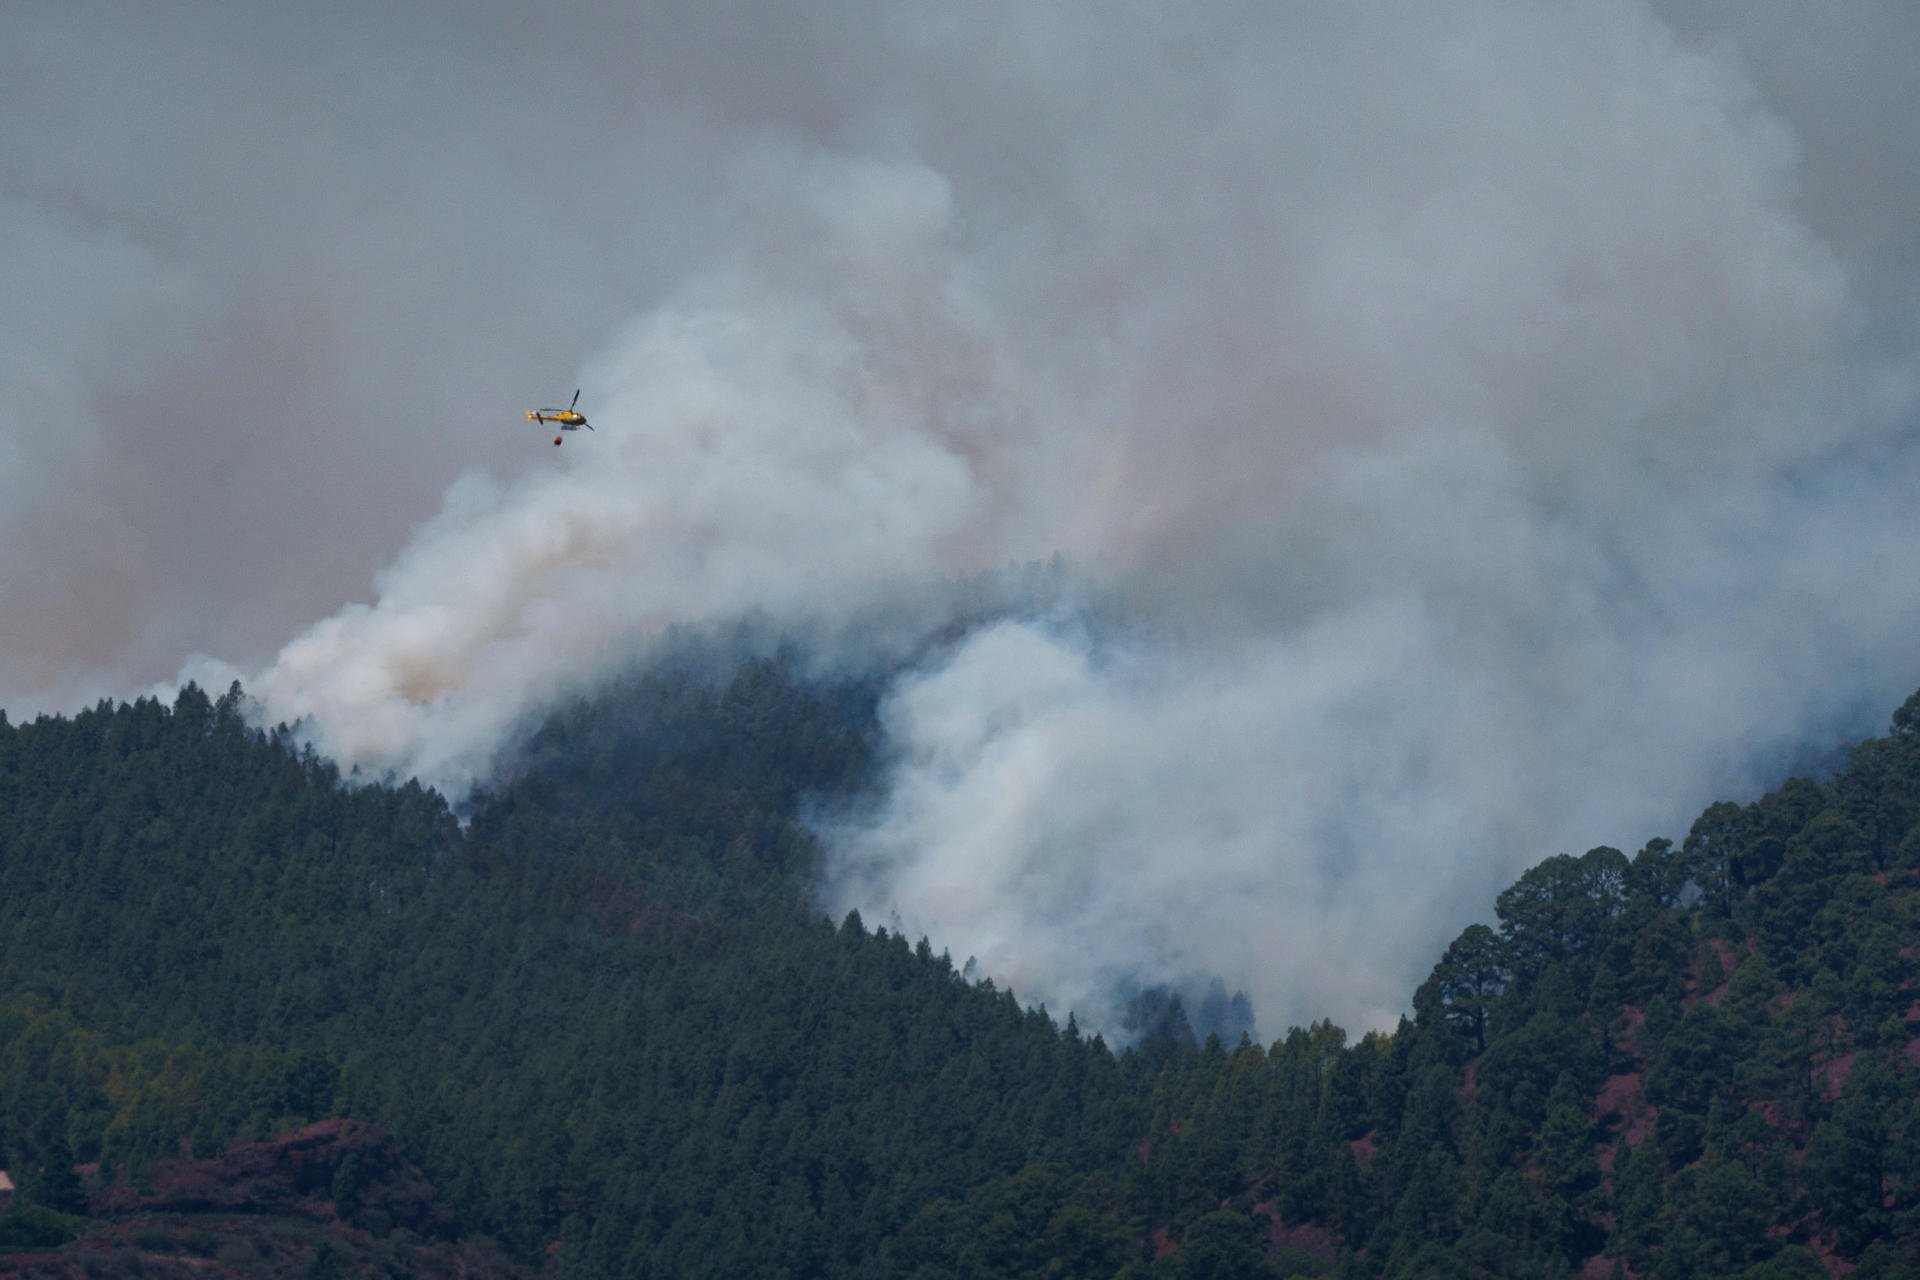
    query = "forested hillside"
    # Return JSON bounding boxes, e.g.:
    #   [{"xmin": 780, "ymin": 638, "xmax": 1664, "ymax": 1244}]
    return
[{"xmin": 3, "ymin": 664, "xmax": 1918, "ymax": 1278}]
